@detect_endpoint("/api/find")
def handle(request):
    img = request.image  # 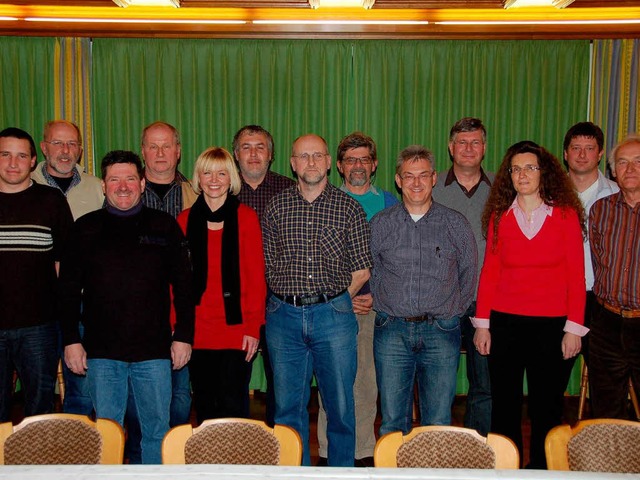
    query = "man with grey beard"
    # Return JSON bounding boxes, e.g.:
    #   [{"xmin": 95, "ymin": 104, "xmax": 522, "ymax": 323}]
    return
[{"xmin": 316, "ymin": 132, "xmax": 397, "ymax": 467}]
